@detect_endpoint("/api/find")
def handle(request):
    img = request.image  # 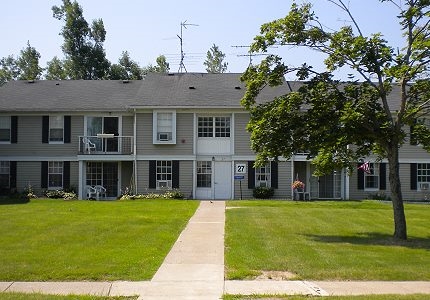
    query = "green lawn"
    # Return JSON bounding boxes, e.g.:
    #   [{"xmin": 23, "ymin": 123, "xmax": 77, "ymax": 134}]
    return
[
  {"xmin": 0, "ymin": 199, "xmax": 198, "ymax": 281},
  {"xmin": 225, "ymin": 200, "xmax": 430, "ymax": 280}
]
